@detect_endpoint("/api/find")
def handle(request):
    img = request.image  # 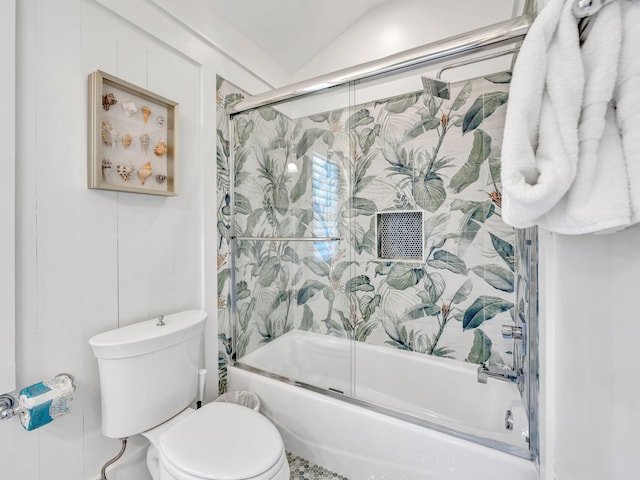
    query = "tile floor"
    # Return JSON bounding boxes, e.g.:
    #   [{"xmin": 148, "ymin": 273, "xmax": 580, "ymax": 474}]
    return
[{"xmin": 287, "ymin": 452, "xmax": 350, "ymax": 480}]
